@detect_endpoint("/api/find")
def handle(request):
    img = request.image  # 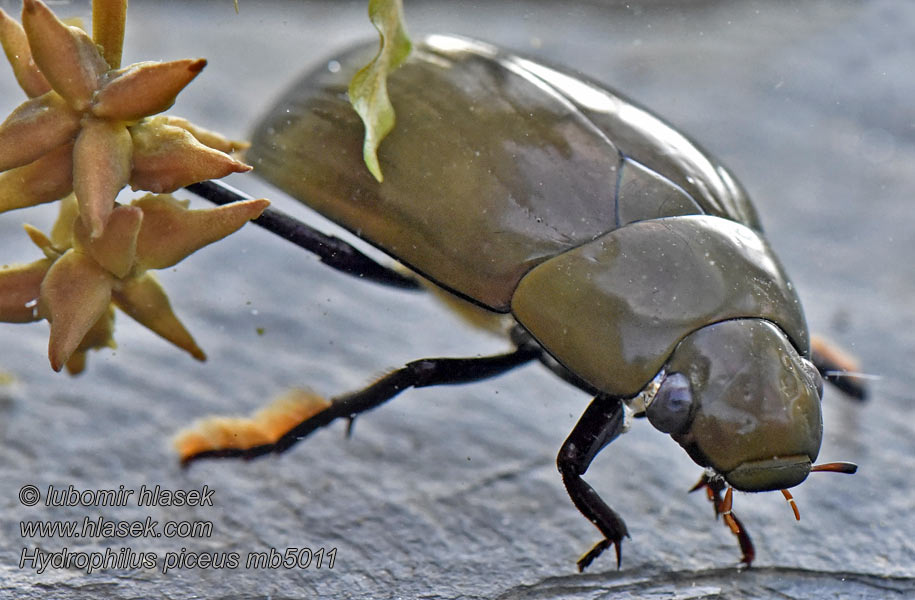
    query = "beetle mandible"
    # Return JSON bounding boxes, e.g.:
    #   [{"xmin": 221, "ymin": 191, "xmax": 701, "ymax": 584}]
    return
[{"xmin": 181, "ymin": 34, "xmax": 861, "ymax": 570}]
